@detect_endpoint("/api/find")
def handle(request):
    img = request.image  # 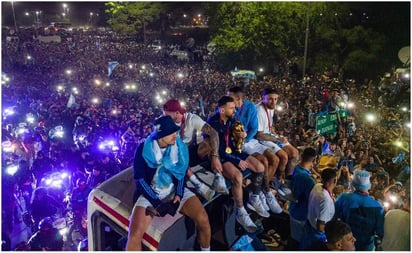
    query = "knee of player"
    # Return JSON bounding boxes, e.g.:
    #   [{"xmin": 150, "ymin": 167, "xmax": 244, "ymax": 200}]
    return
[
  {"xmin": 258, "ymin": 155, "xmax": 269, "ymax": 168},
  {"xmin": 266, "ymin": 151, "xmax": 279, "ymax": 164},
  {"xmin": 195, "ymin": 211, "xmax": 210, "ymax": 229},
  {"xmin": 231, "ymin": 172, "xmax": 243, "ymax": 186},
  {"xmin": 257, "ymin": 161, "xmax": 265, "ymax": 173},
  {"xmin": 277, "ymin": 151, "xmax": 289, "ymax": 163},
  {"xmin": 290, "ymin": 147, "xmax": 299, "ymax": 159}
]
